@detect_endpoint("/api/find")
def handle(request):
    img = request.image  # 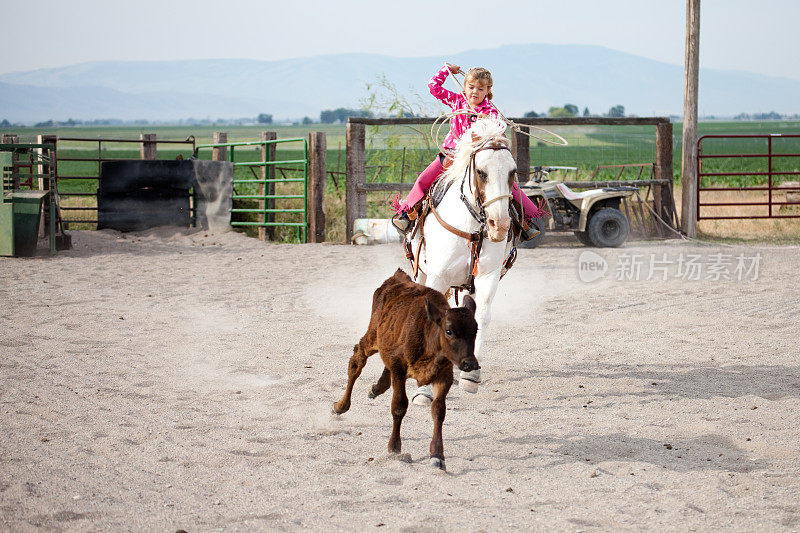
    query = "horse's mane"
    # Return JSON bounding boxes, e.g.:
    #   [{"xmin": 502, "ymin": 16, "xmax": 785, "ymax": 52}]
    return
[{"xmin": 439, "ymin": 118, "xmax": 510, "ymax": 188}]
